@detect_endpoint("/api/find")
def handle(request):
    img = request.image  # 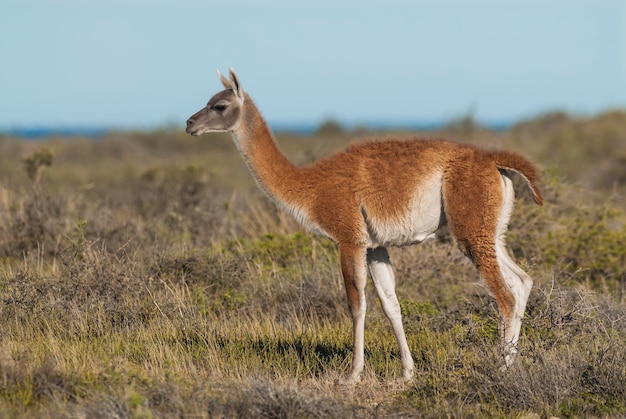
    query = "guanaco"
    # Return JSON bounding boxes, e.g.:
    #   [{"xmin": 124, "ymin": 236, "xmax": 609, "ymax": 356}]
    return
[{"xmin": 186, "ymin": 69, "xmax": 543, "ymax": 384}]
